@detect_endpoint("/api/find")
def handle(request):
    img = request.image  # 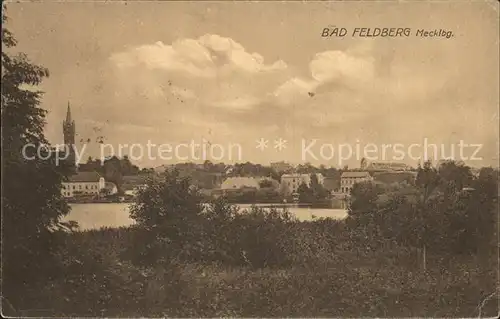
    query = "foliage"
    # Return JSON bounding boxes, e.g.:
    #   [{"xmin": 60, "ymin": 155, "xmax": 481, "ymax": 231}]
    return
[
  {"xmin": 1, "ymin": 11, "xmax": 72, "ymax": 314},
  {"xmin": 79, "ymin": 155, "xmax": 140, "ymax": 191},
  {"xmin": 348, "ymin": 160, "xmax": 498, "ymax": 262},
  {"xmin": 297, "ymin": 174, "xmax": 330, "ymax": 206},
  {"xmin": 4, "ymin": 158, "xmax": 497, "ymax": 316},
  {"xmin": 258, "ymin": 178, "xmax": 275, "ymax": 188},
  {"xmin": 349, "ymin": 181, "xmax": 383, "ymax": 216},
  {"xmin": 297, "ymin": 182, "xmax": 313, "ymax": 203},
  {"xmin": 225, "ymin": 161, "xmax": 280, "ymax": 180},
  {"xmin": 415, "ymin": 160, "xmax": 441, "ymax": 202},
  {"xmin": 220, "ymin": 187, "xmax": 282, "ymax": 204},
  {"xmin": 128, "ymin": 169, "xmax": 204, "ymax": 265},
  {"xmin": 24, "ymin": 223, "xmax": 497, "ymax": 317}
]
